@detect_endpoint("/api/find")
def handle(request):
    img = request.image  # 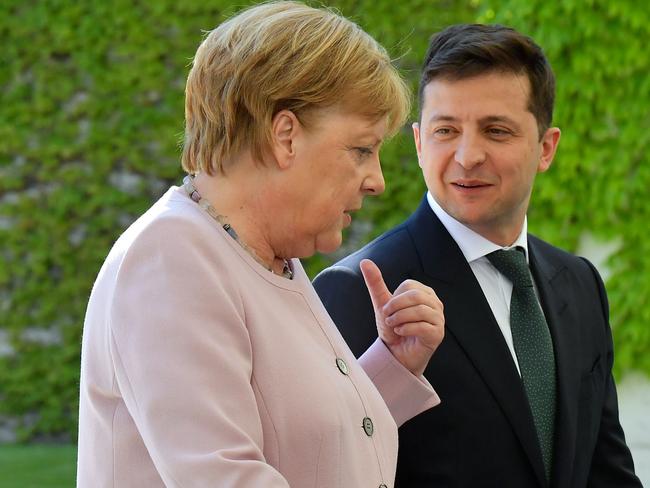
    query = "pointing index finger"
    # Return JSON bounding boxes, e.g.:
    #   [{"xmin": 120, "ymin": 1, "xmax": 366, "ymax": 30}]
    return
[{"xmin": 360, "ymin": 259, "xmax": 392, "ymax": 312}]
